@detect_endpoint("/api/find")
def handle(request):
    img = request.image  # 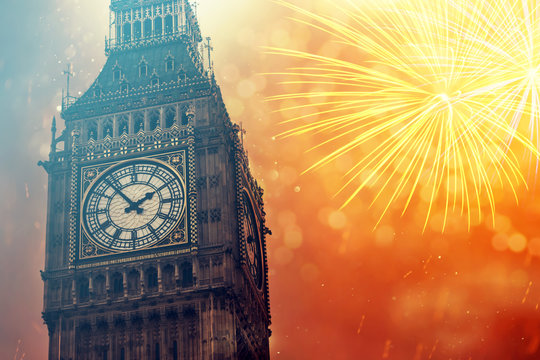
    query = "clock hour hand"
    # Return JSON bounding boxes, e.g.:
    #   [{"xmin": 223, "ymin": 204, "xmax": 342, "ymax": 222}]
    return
[{"xmin": 125, "ymin": 191, "xmax": 155, "ymax": 214}]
